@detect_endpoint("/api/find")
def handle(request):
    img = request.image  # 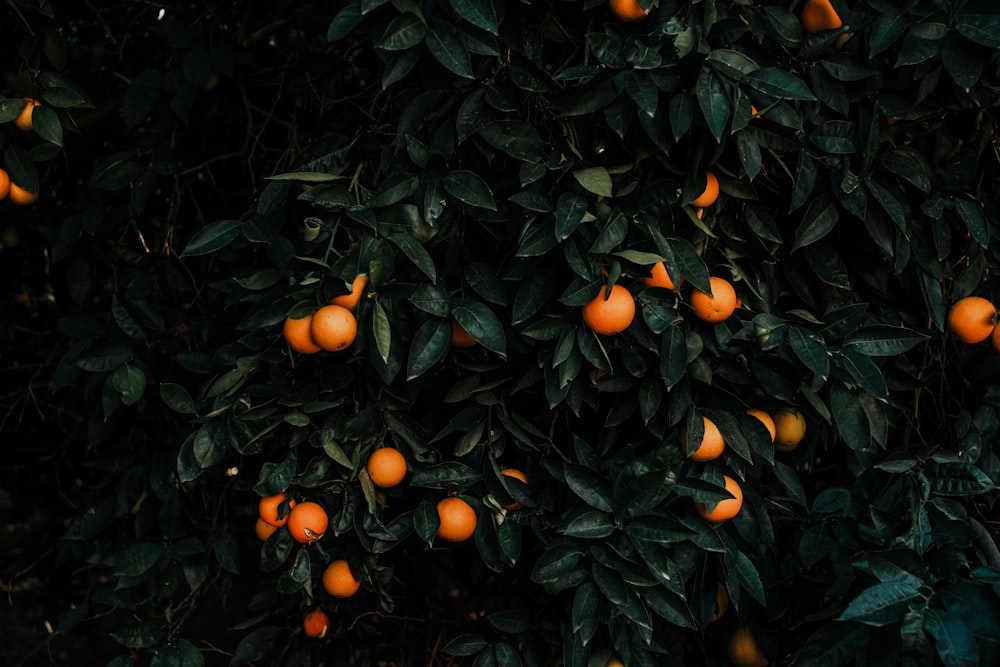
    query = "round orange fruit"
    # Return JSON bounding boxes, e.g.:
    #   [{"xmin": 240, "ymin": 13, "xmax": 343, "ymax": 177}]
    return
[
  {"xmin": 310, "ymin": 304, "xmax": 357, "ymax": 352},
  {"xmin": 329, "ymin": 274, "xmax": 368, "ymax": 311},
  {"xmin": 801, "ymin": 0, "xmax": 843, "ymax": 33},
  {"xmin": 696, "ymin": 475, "xmax": 743, "ymax": 523},
  {"xmin": 322, "ymin": 559, "xmax": 361, "ymax": 598},
  {"xmin": 13, "ymin": 98, "xmax": 40, "ymax": 131},
  {"xmin": 690, "ymin": 276, "xmax": 738, "ymax": 323},
  {"xmin": 642, "ymin": 261, "xmax": 682, "ymax": 290},
  {"xmin": 500, "ymin": 468, "xmax": 527, "ymax": 510},
  {"xmin": 255, "ymin": 517, "xmax": 278, "ymax": 541},
  {"xmin": 608, "ymin": 0, "xmax": 650, "ymax": 22},
  {"xmin": 682, "ymin": 416, "xmax": 725, "ymax": 462},
  {"xmin": 8, "ymin": 182, "xmax": 38, "ymax": 205},
  {"xmin": 436, "ymin": 496, "xmax": 478, "ymax": 542},
  {"xmin": 728, "ymin": 626, "xmax": 769, "ymax": 667},
  {"xmin": 367, "ymin": 447, "xmax": 407, "ymax": 488},
  {"xmin": 691, "ymin": 171, "xmax": 719, "ymax": 207},
  {"xmin": 582, "ymin": 283, "xmax": 636, "ymax": 335},
  {"xmin": 287, "ymin": 501, "xmax": 328, "ymax": 543},
  {"xmin": 284, "ymin": 314, "xmax": 321, "ymax": 354},
  {"xmin": 991, "ymin": 324, "xmax": 1000, "ymax": 352},
  {"xmin": 259, "ymin": 492, "xmax": 296, "ymax": 527},
  {"xmin": 746, "ymin": 408, "xmax": 776, "ymax": 444},
  {"xmin": 947, "ymin": 296, "xmax": 996, "ymax": 344},
  {"xmin": 773, "ymin": 408, "xmax": 807, "ymax": 452},
  {"xmin": 451, "ymin": 319, "xmax": 477, "ymax": 347},
  {"xmin": 0, "ymin": 169, "xmax": 10, "ymax": 200},
  {"xmin": 302, "ymin": 608, "xmax": 330, "ymax": 638}
]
